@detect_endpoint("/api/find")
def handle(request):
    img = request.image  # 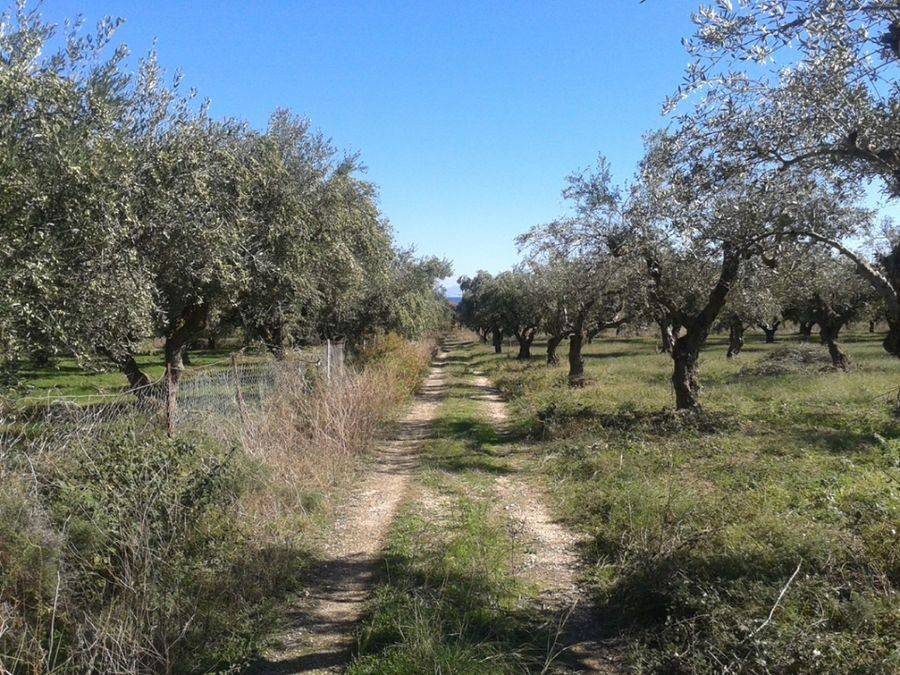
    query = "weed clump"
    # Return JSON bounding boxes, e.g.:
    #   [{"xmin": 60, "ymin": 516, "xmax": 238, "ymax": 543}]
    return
[
  {"xmin": 0, "ymin": 423, "xmax": 280, "ymax": 673},
  {"xmin": 530, "ymin": 395, "xmax": 738, "ymax": 438},
  {"xmin": 740, "ymin": 343, "xmax": 836, "ymax": 376}
]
